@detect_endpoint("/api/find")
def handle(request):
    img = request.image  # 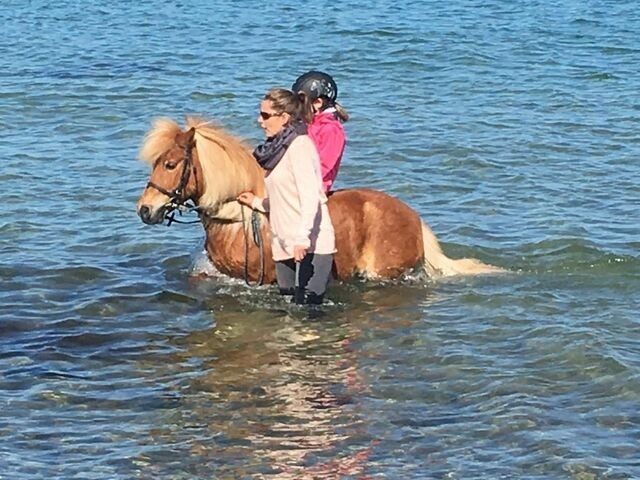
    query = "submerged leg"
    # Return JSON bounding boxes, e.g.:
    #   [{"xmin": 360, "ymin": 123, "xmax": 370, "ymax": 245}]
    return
[
  {"xmin": 294, "ymin": 253, "xmax": 333, "ymax": 305},
  {"xmin": 275, "ymin": 259, "xmax": 296, "ymax": 295}
]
